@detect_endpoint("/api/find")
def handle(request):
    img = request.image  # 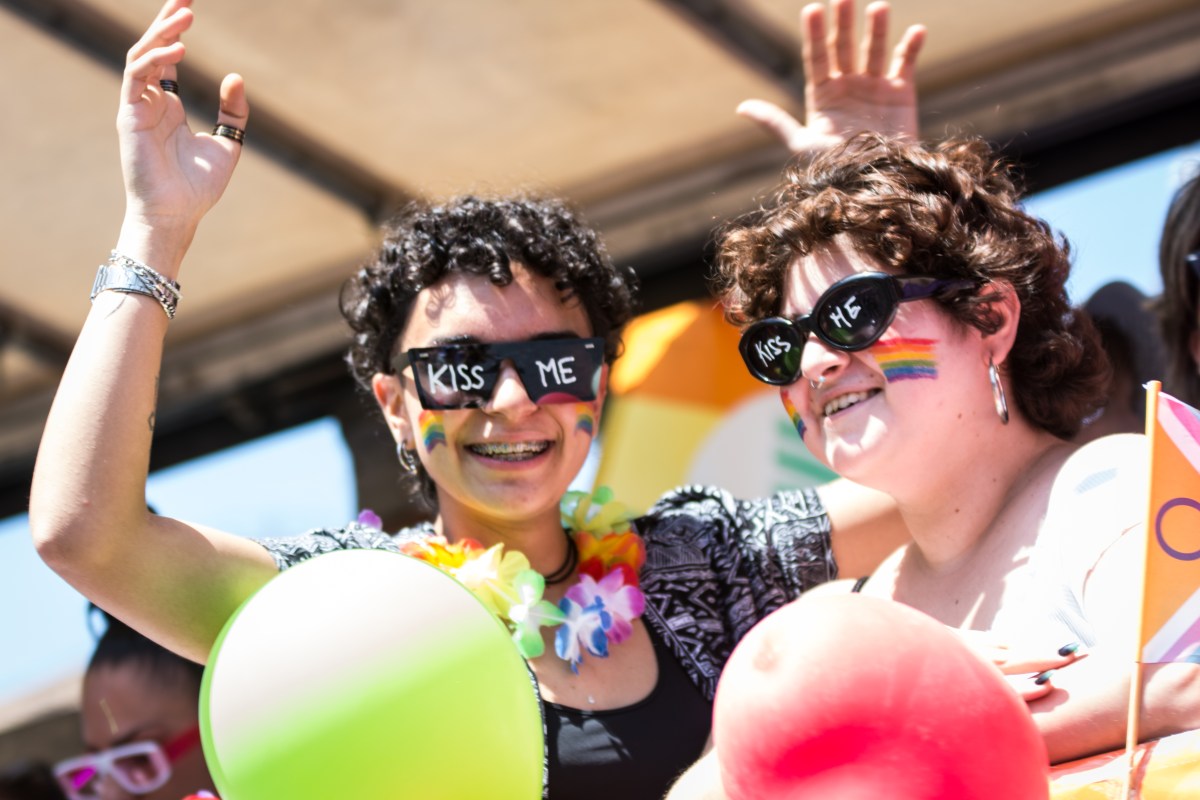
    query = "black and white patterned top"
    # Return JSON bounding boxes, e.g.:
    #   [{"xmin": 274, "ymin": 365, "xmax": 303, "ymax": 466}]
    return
[
  {"xmin": 632, "ymin": 484, "xmax": 835, "ymax": 698},
  {"xmin": 259, "ymin": 484, "xmax": 835, "ymax": 701}
]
